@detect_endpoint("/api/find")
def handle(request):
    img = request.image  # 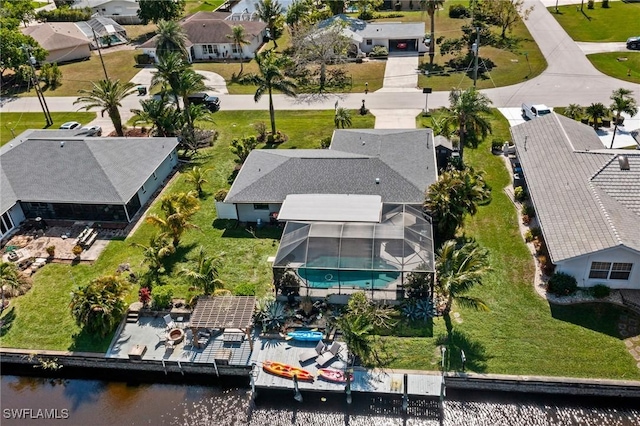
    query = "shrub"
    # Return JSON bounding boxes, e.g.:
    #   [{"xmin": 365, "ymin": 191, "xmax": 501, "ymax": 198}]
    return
[
  {"xmin": 152, "ymin": 286, "xmax": 173, "ymax": 310},
  {"xmin": 449, "ymin": 4, "xmax": 470, "ymax": 19},
  {"xmin": 234, "ymin": 282, "xmax": 256, "ymax": 296},
  {"xmin": 138, "ymin": 287, "xmax": 151, "ymax": 307},
  {"xmin": 320, "ymin": 136, "xmax": 331, "ymax": 149},
  {"xmin": 72, "ymin": 245, "xmax": 83, "ymax": 257},
  {"xmin": 514, "ymin": 186, "xmax": 528, "ymax": 202},
  {"xmin": 46, "ymin": 245, "xmax": 56, "ymax": 256},
  {"xmin": 522, "ymin": 214, "xmax": 530, "ymax": 225},
  {"xmin": 491, "ymin": 139, "xmax": 503, "ymax": 151},
  {"xmin": 524, "ymin": 230, "xmax": 534, "ymax": 243},
  {"xmin": 254, "ymin": 121, "xmax": 267, "ymax": 142},
  {"xmin": 590, "ymin": 284, "xmax": 610, "ymax": 298},
  {"xmin": 36, "ymin": 6, "xmax": 92, "ymax": 22},
  {"xmin": 530, "ymin": 226, "xmax": 542, "ymax": 239},
  {"xmin": 369, "ymin": 46, "xmax": 389, "ymax": 58},
  {"xmin": 547, "ymin": 272, "xmax": 577, "ymax": 296},
  {"xmin": 135, "ymin": 54, "xmax": 154, "ymax": 65},
  {"xmin": 587, "ymin": 0, "xmax": 594, "ymax": 9},
  {"xmin": 522, "ymin": 204, "xmax": 536, "ymax": 218},
  {"xmin": 602, "ymin": 0, "xmax": 609, "ymax": 8},
  {"xmin": 214, "ymin": 188, "xmax": 228, "ymax": 202}
]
